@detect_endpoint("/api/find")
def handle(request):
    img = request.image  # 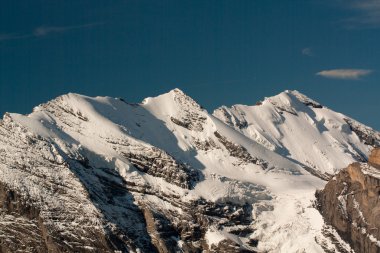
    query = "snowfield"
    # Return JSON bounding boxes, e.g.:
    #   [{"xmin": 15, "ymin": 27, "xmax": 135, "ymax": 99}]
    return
[{"xmin": 0, "ymin": 88, "xmax": 375, "ymax": 252}]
